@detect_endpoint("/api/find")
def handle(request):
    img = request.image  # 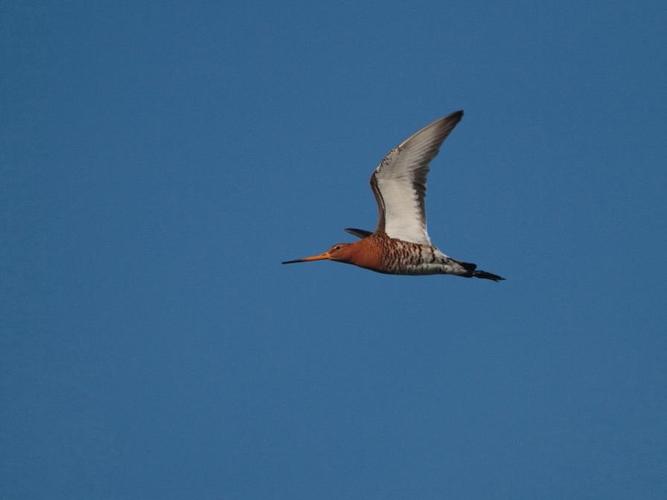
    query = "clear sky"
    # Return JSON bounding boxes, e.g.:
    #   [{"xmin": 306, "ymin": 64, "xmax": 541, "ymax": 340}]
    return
[{"xmin": 2, "ymin": 1, "xmax": 666, "ymax": 499}]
